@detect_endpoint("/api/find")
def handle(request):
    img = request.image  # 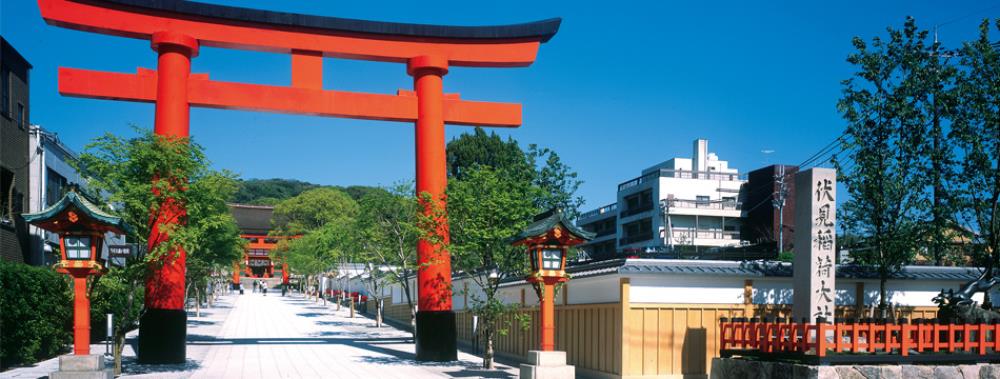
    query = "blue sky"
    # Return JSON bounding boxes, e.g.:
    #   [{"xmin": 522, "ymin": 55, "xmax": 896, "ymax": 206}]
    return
[{"xmin": 2, "ymin": 1, "xmax": 997, "ymax": 209}]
